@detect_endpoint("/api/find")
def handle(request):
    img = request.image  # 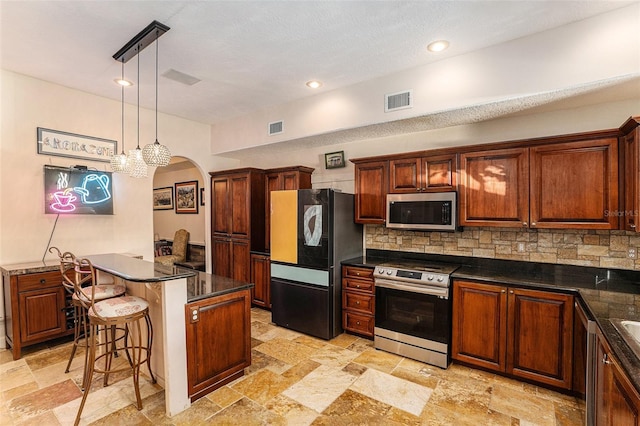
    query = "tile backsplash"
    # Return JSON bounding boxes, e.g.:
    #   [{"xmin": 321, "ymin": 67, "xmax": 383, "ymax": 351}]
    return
[{"xmin": 365, "ymin": 225, "xmax": 640, "ymax": 271}]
